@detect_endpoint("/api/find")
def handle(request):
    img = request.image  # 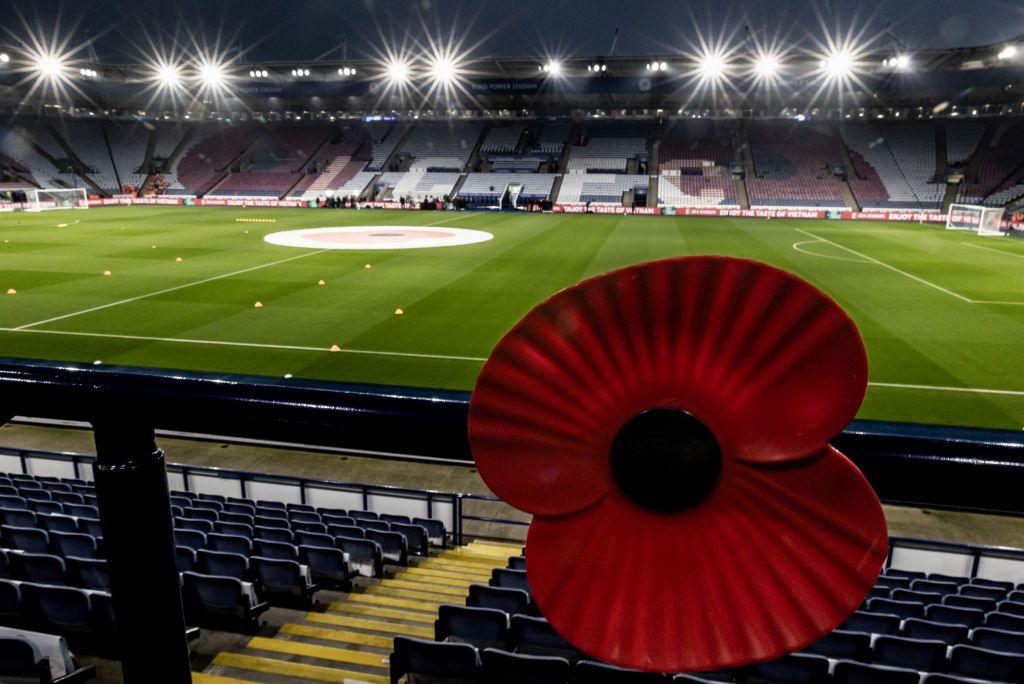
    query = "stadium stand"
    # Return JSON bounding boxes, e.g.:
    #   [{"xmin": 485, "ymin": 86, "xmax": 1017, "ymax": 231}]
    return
[
  {"xmin": 566, "ymin": 137, "xmax": 648, "ymax": 174},
  {"xmin": 399, "ymin": 122, "xmax": 483, "ymax": 172},
  {"xmin": 175, "ymin": 124, "xmax": 260, "ymax": 196},
  {"xmin": 48, "ymin": 120, "xmax": 121, "ymax": 193},
  {"xmin": 208, "ymin": 125, "xmax": 331, "ymax": 197},
  {"xmin": 959, "ymin": 120, "xmax": 1024, "ymax": 206},
  {"xmin": 746, "ymin": 121, "xmax": 847, "ymax": 207},
  {"xmin": 659, "ymin": 121, "xmax": 739, "ymax": 207},
  {"xmin": 0, "ymin": 126, "xmax": 66, "ymax": 189},
  {"xmin": 366, "ymin": 123, "xmax": 406, "ymax": 171},
  {"xmin": 480, "ymin": 125, "xmax": 524, "ymax": 154},
  {"xmin": 946, "ymin": 121, "xmax": 986, "ymax": 166},
  {"xmin": 458, "ymin": 172, "xmax": 557, "ymax": 206},
  {"xmin": 104, "ymin": 122, "xmax": 151, "ymax": 191},
  {"xmin": 842, "ymin": 122, "xmax": 945, "ymax": 208},
  {"xmin": 149, "ymin": 122, "xmax": 191, "ymax": 193},
  {"xmin": 557, "ymin": 173, "xmax": 649, "ymax": 204},
  {"xmin": 533, "ymin": 123, "xmax": 572, "ymax": 156}
]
